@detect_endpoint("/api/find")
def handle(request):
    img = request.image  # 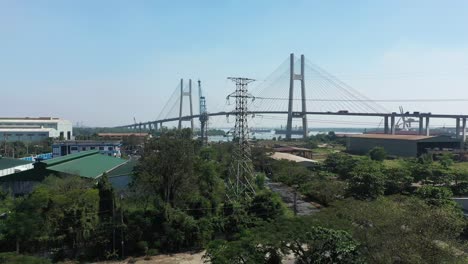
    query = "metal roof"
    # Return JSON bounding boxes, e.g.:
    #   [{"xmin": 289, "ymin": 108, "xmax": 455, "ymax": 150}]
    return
[
  {"xmin": 270, "ymin": 152, "xmax": 318, "ymax": 163},
  {"xmin": 44, "ymin": 150, "xmax": 99, "ymax": 166},
  {"xmin": 0, "ymin": 157, "xmax": 33, "ymax": 170},
  {"xmin": 344, "ymin": 134, "xmax": 435, "ymax": 141},
  {"xmin": 46, "ymin": 151, "xmax": 127, "ymax": 179}
]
